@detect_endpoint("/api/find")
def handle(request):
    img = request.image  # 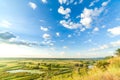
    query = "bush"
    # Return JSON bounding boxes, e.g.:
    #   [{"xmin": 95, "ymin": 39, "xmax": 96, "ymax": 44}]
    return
[{"xmin": 95, "ymin": 61, "xmax": 109, "ymax": 71}]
